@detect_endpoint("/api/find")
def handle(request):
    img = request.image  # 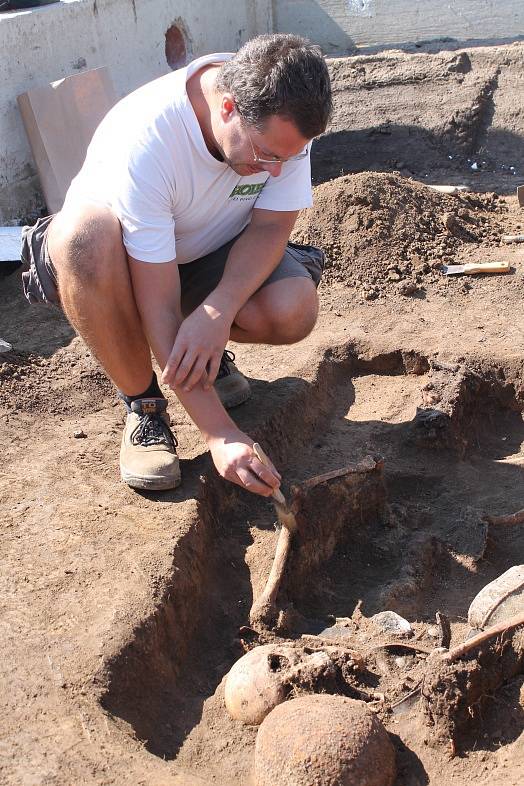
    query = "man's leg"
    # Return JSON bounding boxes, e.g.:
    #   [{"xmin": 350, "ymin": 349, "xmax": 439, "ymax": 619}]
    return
[
  {"xmin": 47, "ymin": 205, "xmax": 153, "ymax": 395},
  {"xmin": 47, "ymin": 205, "xmax": 180, "ymax": 490},
  {"xmin": 230, "ymin": 276, "xmax": 319, "ymax": 345}
]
